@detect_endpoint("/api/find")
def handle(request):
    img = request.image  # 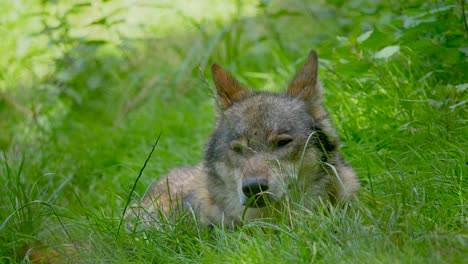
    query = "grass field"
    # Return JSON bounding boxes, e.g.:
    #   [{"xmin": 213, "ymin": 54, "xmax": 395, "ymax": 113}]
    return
[{"xmin": 0, "ymin": 0, "xmax": 466, "ymax": 263}]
